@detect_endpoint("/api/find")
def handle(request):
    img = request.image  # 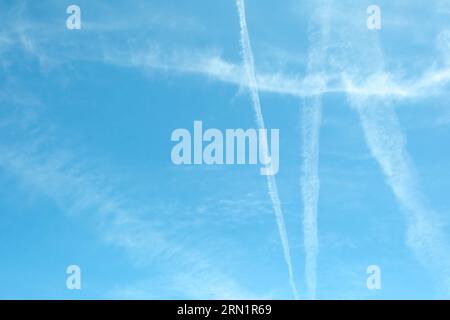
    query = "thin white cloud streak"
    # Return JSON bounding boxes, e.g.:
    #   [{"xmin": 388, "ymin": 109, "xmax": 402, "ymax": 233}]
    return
[
  {"xmin": 3, "ymin": 18, "xmax": 450, "ymax": 100},
  {"xmin": 0, "ymin": 150, "xmax": 256, "ymax": 299},
  {"xmin": 301, "ymin": 99, "xmax": 321, "ymax": 300},
  {"xmin": 0, "ymin": 109, "xmax": 258, "ymax": 299},
  {"xmin": 2, "ymin": 2, "xmax": 450, "ymax": 100},
  {"xmin": 333, "ymin": 13, "xmax": 450, "ymax": 293},
  {"xmin": 300, "ymin": 0, "xmax": 332, "ymax": 299},
  {"xmin": 349, "ymin": 96, "xmax": 450, "ymax": 292},
  {"xmin": 236, "ymin": 0, "xmax": 299, "ymax": 299},
  {"xmin": 103, "ymin": 46, "xmax": 450, "ymax": 100}
]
